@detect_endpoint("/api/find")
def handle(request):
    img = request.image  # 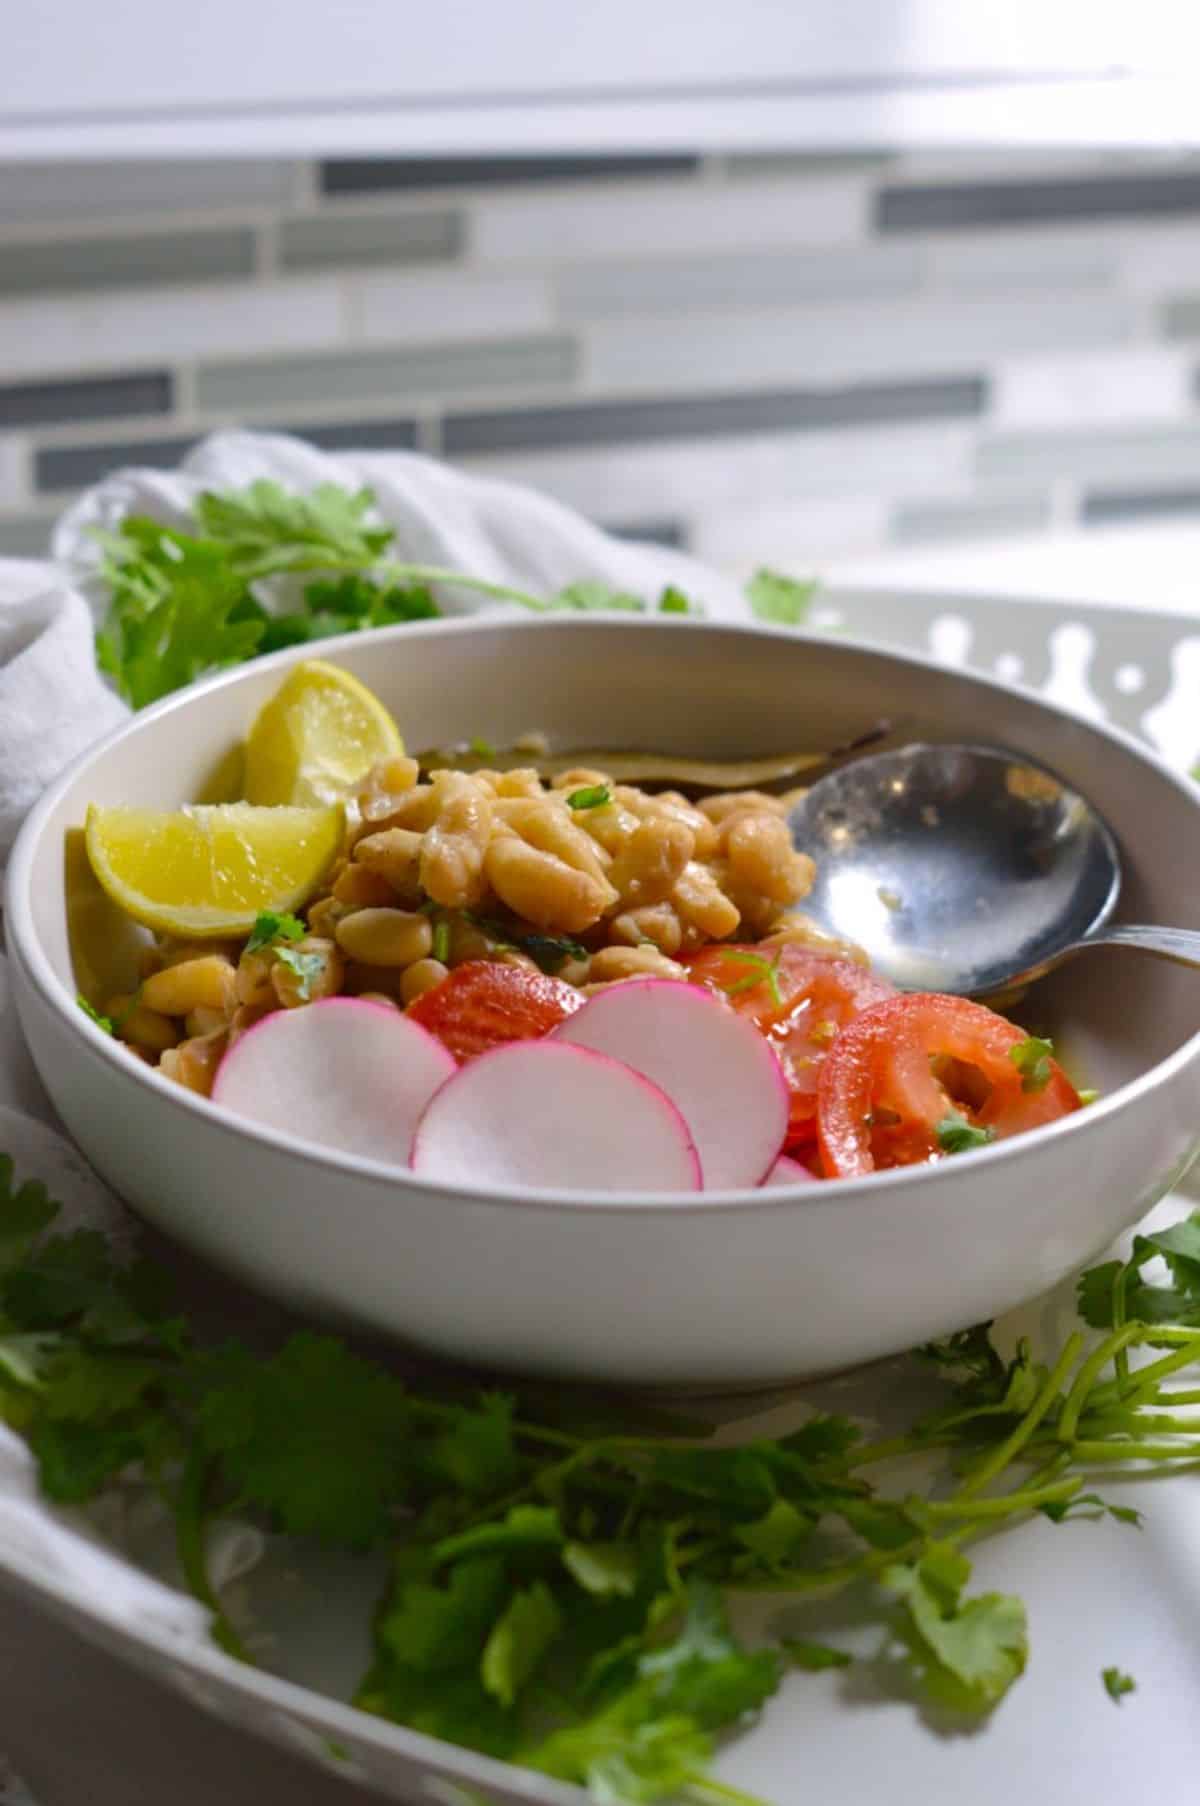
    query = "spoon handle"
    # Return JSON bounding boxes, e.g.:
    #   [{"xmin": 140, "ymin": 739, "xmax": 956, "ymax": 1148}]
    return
[{"xmin": 1083, "ymin": 924, "xmax": 1200, "ymax": 970}]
